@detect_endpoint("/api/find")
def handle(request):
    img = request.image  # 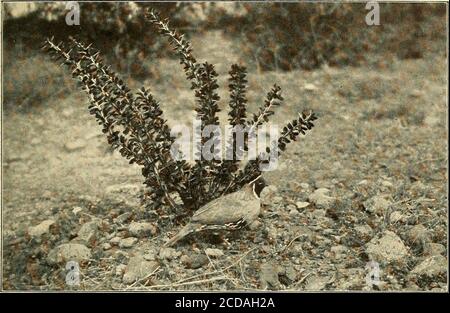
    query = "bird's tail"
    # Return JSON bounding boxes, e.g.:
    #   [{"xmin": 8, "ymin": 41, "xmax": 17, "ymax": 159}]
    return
[{"xmin": 164, "ymin": 223, "xmax": 197, "ymax": 247}]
